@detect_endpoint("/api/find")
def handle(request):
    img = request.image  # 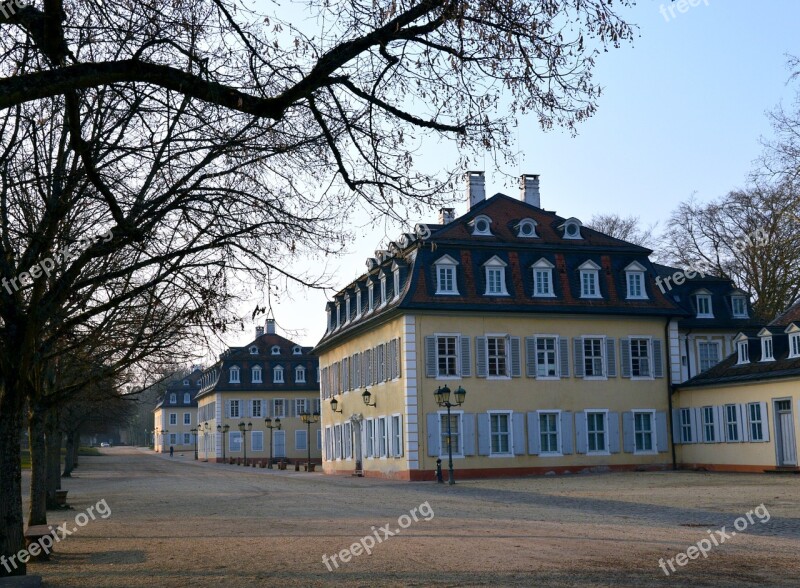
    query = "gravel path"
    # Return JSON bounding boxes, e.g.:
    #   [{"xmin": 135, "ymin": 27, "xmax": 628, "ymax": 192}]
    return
[{"xmin": 21, "ymin": 447, "xmax": 800, "ymax": 587}]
